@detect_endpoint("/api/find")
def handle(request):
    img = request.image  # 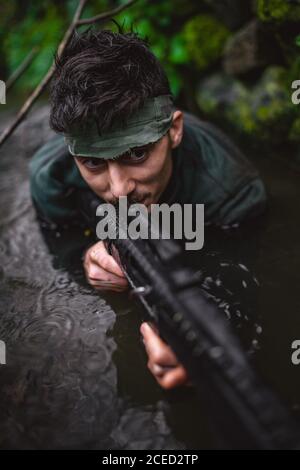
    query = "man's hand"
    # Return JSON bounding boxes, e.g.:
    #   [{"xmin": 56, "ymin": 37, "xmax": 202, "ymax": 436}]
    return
[
  {"xmin": 83, "ymin": 241, "xmax": 129, "ymax": 292},
  {"xmin": 84, "ymin": 243, "xmax": 188, "ymax": 387},
  {"xmin": 140, "ymin": 322, "xmax": 189, "ymax": 390}
]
